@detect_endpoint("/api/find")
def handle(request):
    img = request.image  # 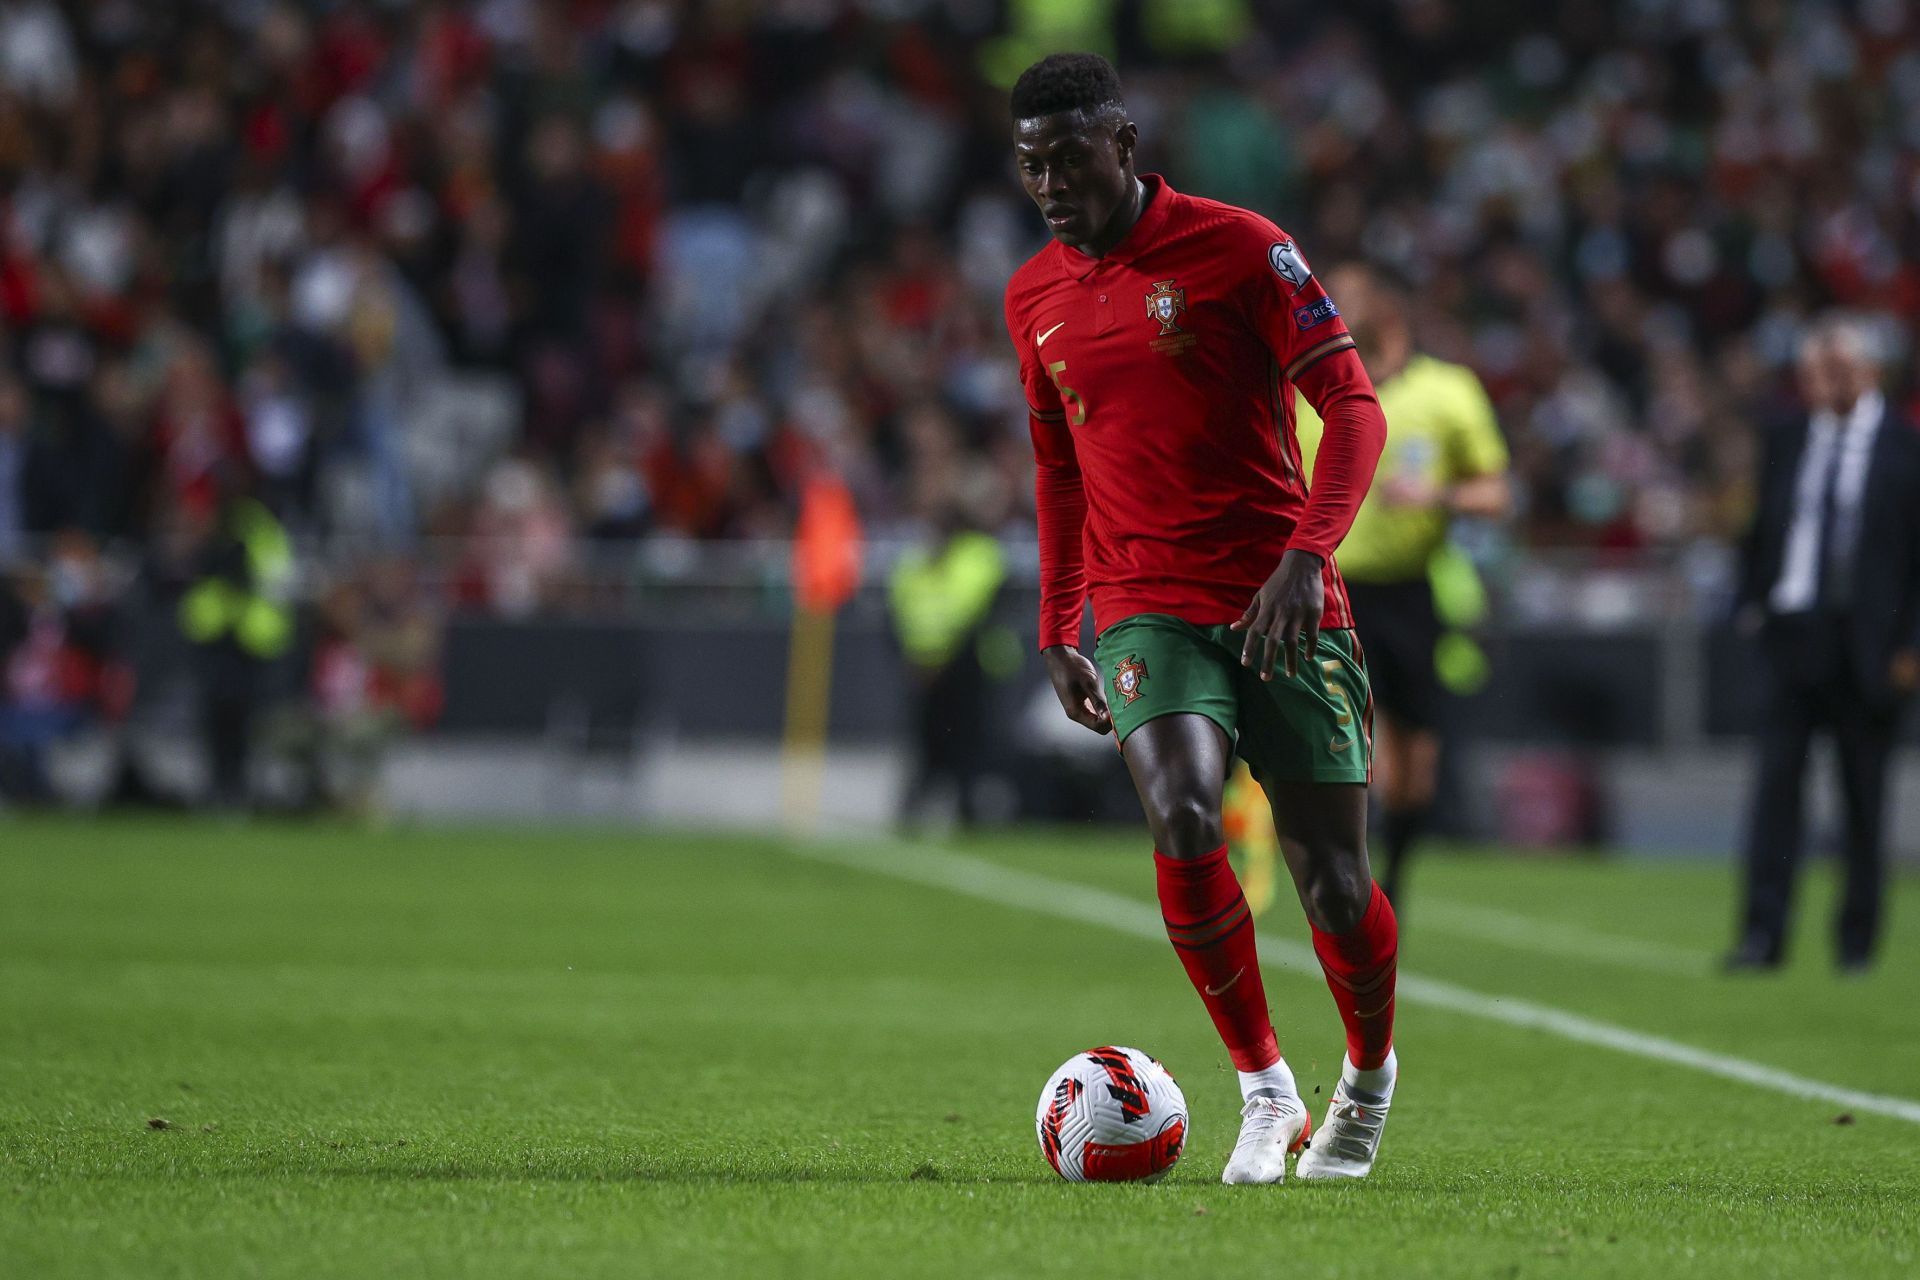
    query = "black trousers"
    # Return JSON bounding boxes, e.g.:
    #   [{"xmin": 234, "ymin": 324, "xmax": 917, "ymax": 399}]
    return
[
  {"xmin": 1740, "ymin": 618, "xmax": 1903, "ymax": 962},
  {"xmin": 197, "ymin": 640, "xmax": 263, "ymax": 807},
  {"xmin": 901, "ymin": 649, "xmax": 989, "ymax": 826}
]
